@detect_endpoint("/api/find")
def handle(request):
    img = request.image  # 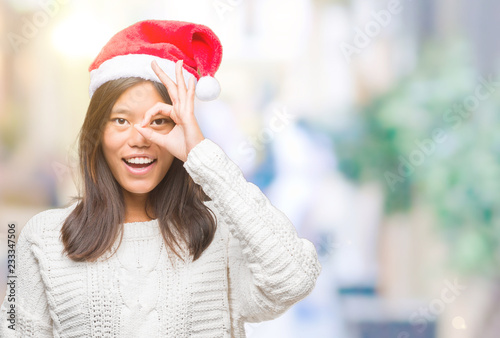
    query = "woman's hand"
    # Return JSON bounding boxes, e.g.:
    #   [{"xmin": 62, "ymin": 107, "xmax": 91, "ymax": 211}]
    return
[{"xmin": 133, "ymin": 59, "xmax": 205, "ymax": 162}]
